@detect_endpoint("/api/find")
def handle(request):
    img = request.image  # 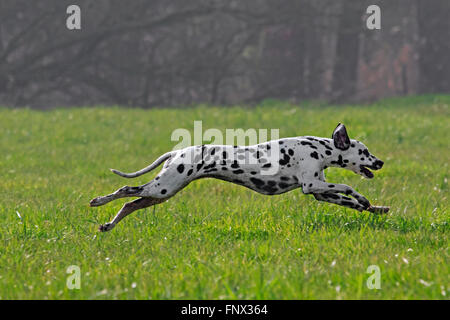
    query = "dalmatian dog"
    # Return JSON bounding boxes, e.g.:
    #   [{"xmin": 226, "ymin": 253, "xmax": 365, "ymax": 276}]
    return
[{"xmin": 90, "ymin": 123, "xmax": 389, "ymax": 232}]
